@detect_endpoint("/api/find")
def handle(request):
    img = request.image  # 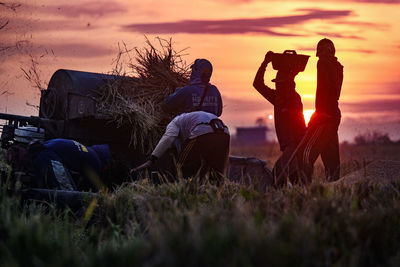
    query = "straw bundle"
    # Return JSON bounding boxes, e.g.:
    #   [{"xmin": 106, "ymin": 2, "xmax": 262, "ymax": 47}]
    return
[{"xmin": 97, "ymin": 38, "xmax": 190, "ymax": 153}]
